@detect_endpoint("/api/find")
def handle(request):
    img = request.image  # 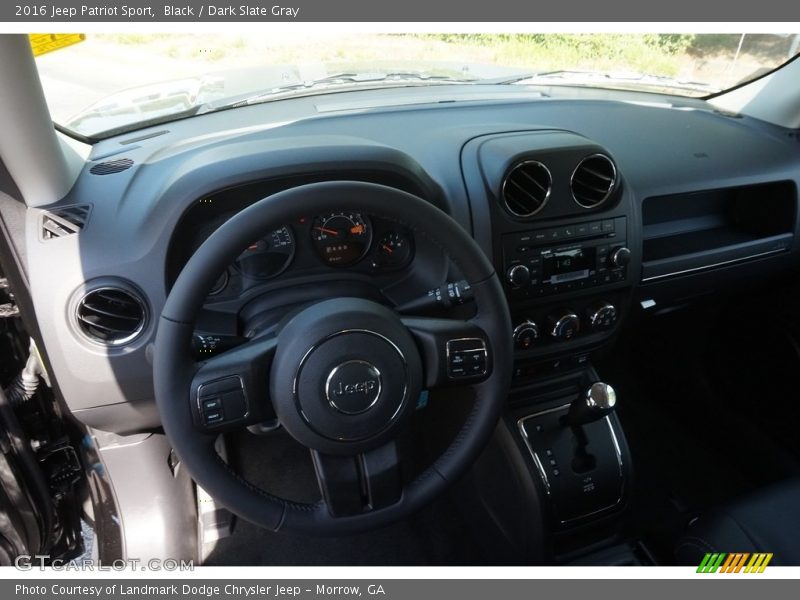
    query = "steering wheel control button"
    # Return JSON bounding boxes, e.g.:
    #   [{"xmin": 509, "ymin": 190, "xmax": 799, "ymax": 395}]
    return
[
  {"xmin": 201, "ymin": 397, "xmax": 222, "ymax": 412},
  {"xmin": 202, "ymin": 406, "xmax": 225, "ymax": 425},
  {"xmin": 446, "ymin": 338, "xmax": 488, "ymax": 379},
  {"xmin": 196, "ymin": 376, "xmax": 248, "ymax": 428},
  {"xmin": 325, "ymin": 360, "xmax": 382, "ymax": 415}
]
